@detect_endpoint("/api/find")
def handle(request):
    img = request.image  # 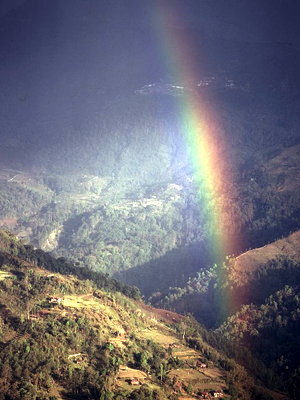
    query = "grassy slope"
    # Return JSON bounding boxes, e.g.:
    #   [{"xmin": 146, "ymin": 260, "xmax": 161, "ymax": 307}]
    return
[{"xmin": 229, "ymin": 230, "xmax": 300, "ymax": 286}]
